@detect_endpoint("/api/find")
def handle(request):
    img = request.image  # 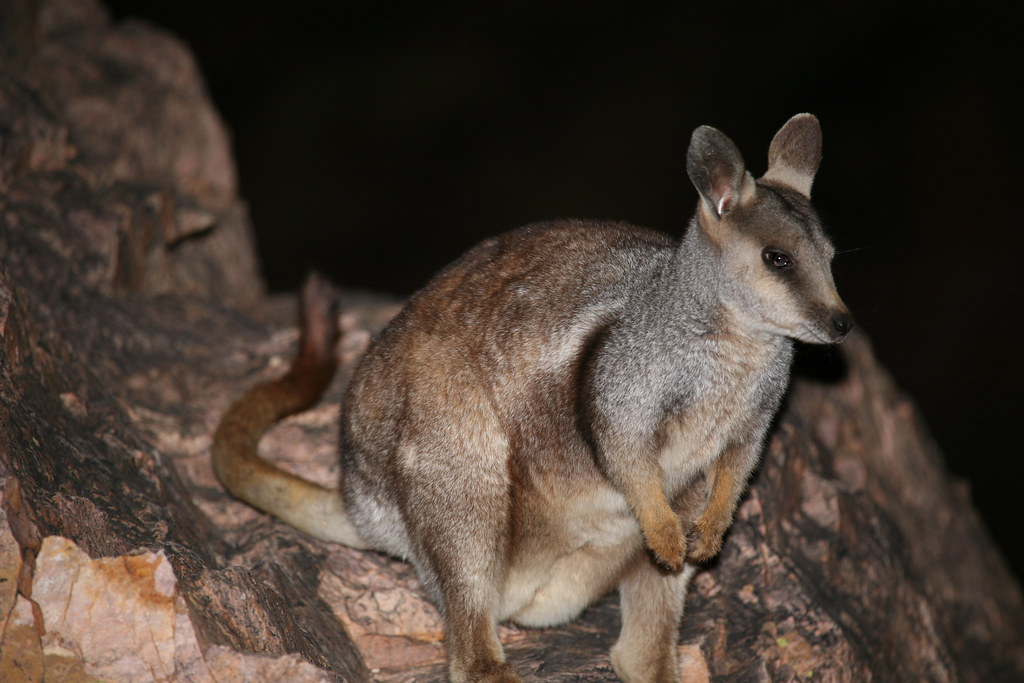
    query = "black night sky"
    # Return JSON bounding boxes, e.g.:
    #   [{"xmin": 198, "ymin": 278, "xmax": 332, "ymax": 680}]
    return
[{"xmin": 107, "ymin": 1, "xmax": 1023, "ymax": 580}]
